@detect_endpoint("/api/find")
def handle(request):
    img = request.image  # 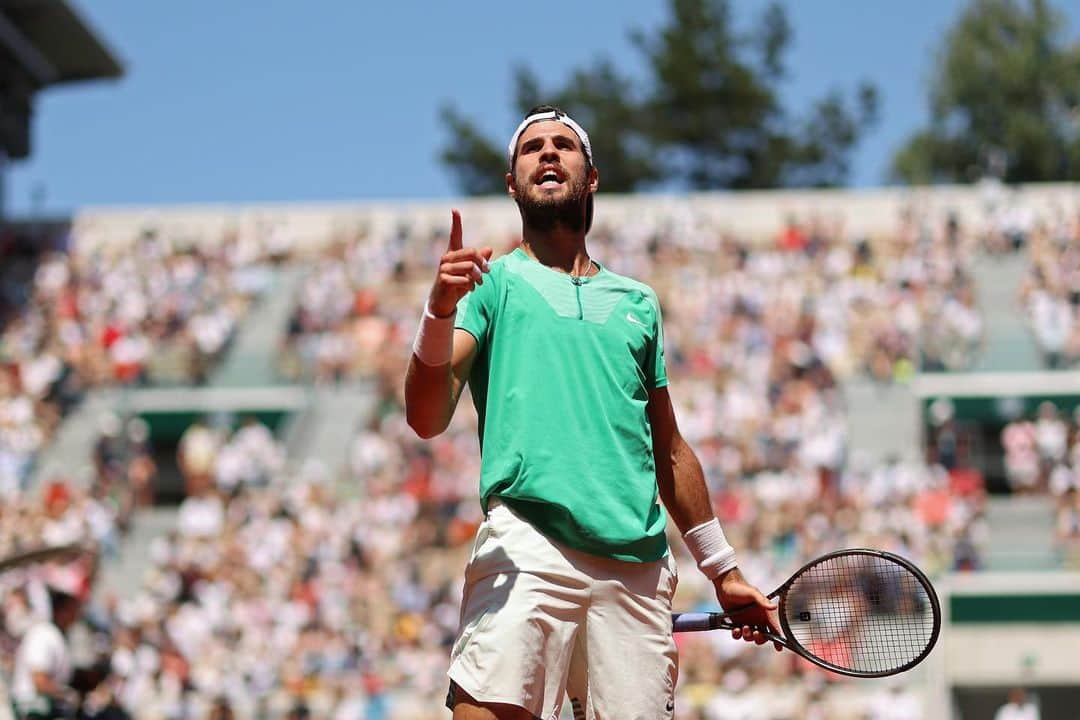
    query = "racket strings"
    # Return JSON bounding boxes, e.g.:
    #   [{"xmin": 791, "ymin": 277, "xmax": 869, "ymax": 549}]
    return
[{"xmin": 782, "ymin": 554, "xmax": 935, "ymax": 675}]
